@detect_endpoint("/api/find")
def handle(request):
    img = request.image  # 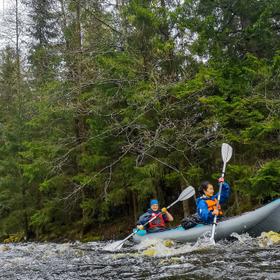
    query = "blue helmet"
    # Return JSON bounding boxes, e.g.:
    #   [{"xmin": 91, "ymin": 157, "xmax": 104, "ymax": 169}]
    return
[{"xmin": 150, "ymin": 199, "xmax": 159, "ymax": 206}]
